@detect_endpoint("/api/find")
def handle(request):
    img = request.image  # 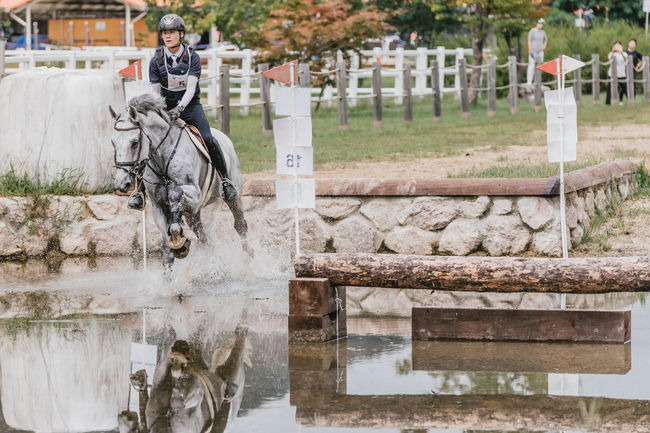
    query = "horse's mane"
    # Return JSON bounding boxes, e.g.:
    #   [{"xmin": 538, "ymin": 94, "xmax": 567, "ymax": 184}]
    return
[{"xmin": 128, "ymin": 93, "xmax": 169, "ymax": 121}]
